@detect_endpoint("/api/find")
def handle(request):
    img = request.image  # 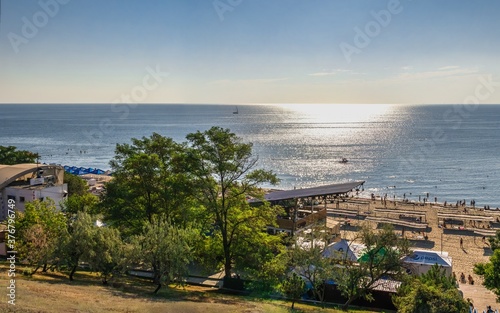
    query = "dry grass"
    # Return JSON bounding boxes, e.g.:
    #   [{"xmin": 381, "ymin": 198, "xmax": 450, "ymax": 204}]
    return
[{"xmin": 0, "ymin": 263, "xmax": 385, "ymax": 313}]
